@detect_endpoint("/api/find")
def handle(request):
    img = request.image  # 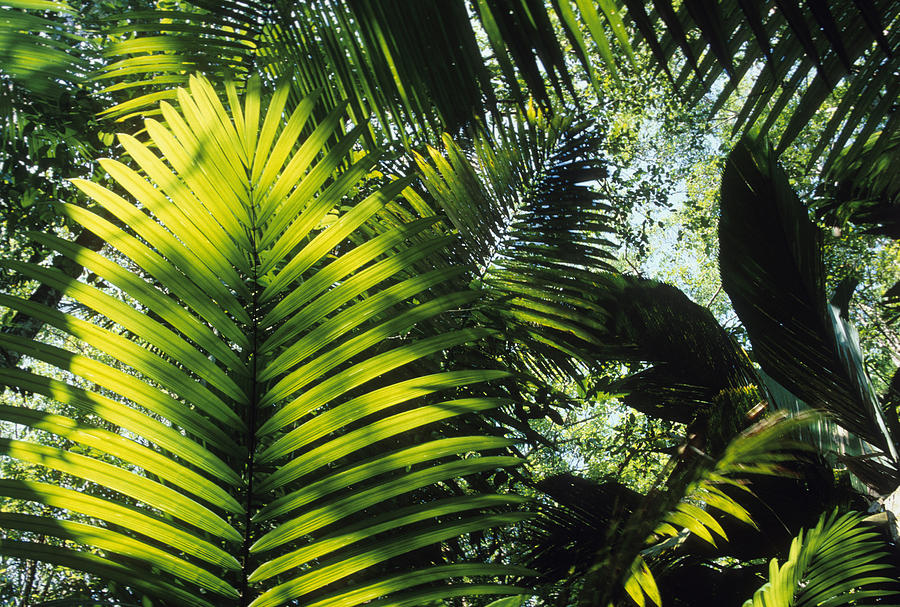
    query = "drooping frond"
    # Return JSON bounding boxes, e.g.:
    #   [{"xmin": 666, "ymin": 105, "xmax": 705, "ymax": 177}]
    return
[
  {"xmin": 96, "ymin": 0, "xmax": 503, "ymax": 143},
  {"xmin": 584, "ymin": 278, "xmax": 761, "ymax": 447},
  {"xmin": 544, "ymin": 0, "xmax": 900, "ymax": 173},
  {"xmin": 719, "ymin": 134, "xmax": 900, "ymax": 480},
  {"xmin": 0, "ymin": 75, "xmax": 530, "ymax": 606}
]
